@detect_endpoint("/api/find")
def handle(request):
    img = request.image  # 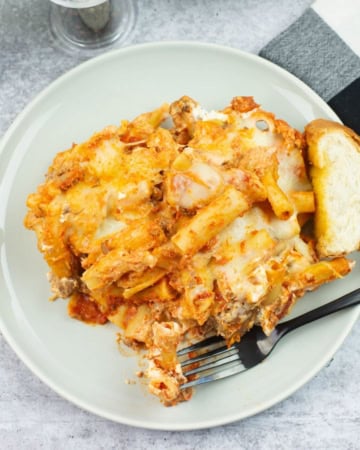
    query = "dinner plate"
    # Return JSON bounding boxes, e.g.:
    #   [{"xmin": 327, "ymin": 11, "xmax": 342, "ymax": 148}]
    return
[{"xmin": 0, "ymin": 42, "xmax": 359, "ymax": 431}]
